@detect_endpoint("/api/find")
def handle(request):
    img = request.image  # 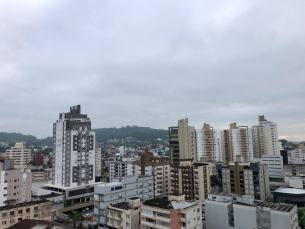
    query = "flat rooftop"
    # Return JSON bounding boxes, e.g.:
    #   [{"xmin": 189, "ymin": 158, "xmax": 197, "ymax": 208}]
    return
[
  {"xmin": 143, "ymin": 196, "xmax": 198, "ymax": 210},
  {"xmin": 32, "ymin": 192, "xmax": 63, "ymax": 199},
  {"xmin": 44, "ymin": 182, "xmax": 104, "ymax": 190},
  {"xmin": 254, "ymin": 202, "xmax": 295, "ymax": 212},
  {"xmin": 0, "ymin": 199, "xmax": 50, "ymax": 211},
  {"xmin": 109, "ymin": 202, "xmax": 130, "ymax": 210},
  {"xmin": 274, "ymin": 188, "xmax": 305, "ymax": 195}
]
